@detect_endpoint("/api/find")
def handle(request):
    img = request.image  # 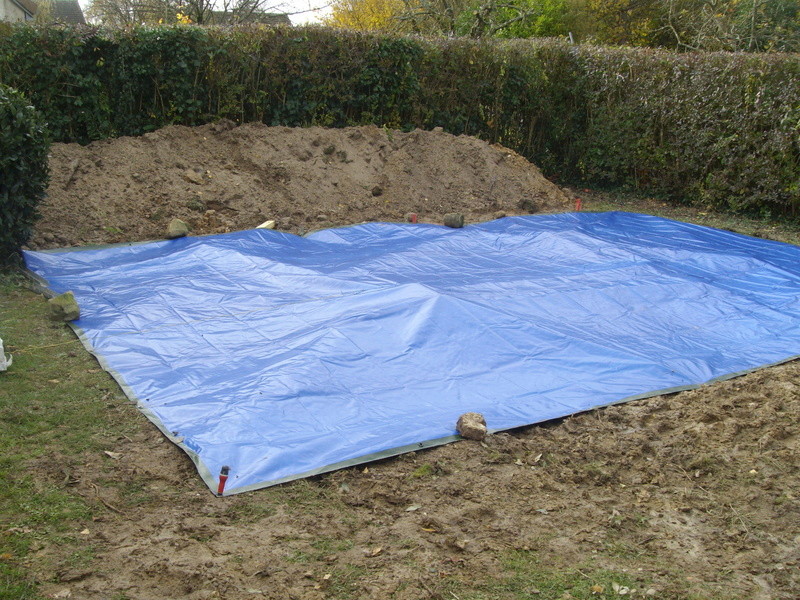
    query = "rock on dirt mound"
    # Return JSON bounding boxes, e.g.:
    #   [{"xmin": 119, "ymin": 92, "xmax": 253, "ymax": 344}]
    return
[{"xmin": 30, "ymin": 122, "xmax": 570, "ymax": 249}]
